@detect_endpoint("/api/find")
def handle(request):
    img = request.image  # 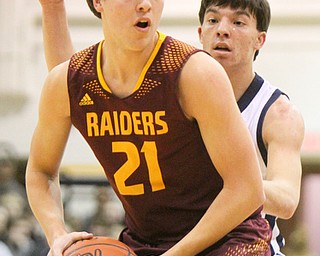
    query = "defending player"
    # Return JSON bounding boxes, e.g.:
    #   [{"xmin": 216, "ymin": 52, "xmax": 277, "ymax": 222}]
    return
[{"xmin": 198, "ymin": 0, "xmax": 305, "ymax": 254}]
